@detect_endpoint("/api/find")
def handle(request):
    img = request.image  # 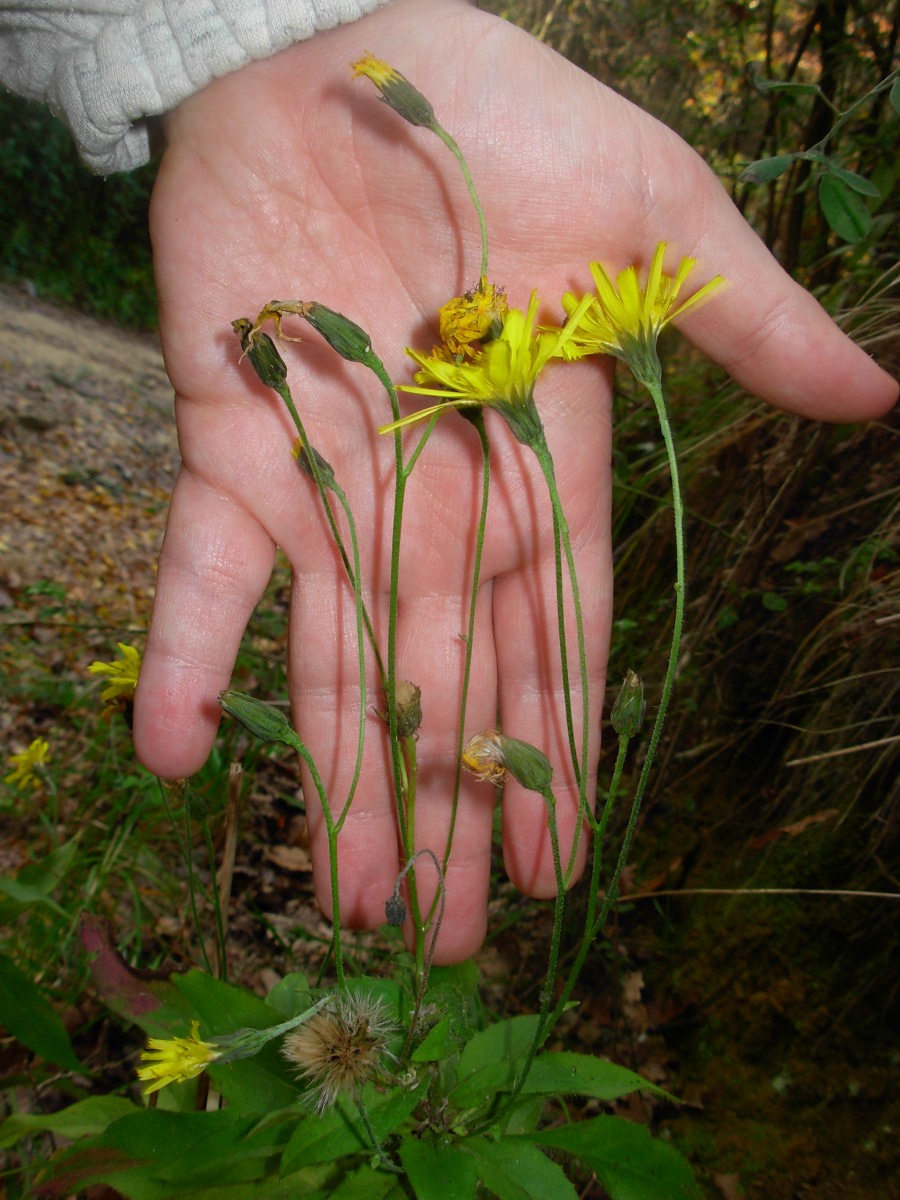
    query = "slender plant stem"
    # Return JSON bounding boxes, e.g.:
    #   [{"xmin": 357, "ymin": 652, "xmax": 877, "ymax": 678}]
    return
[
  {"xmin": 431, "ymin": 124, "xmax": 489, "ymax": 279},
  {"xmin": 281, "ymin": 728, "xmax": 346, "ymax": 986},
  {"xmin": 443, "ymin": 413, "xmax": 491, "ymax": 879},
  {"xmin": 590, "ymin": 375, "xmax": 685, "ymax": 941},
  {"xmin": 550, "ymin": 734, "xmax": 631, "ymax": 1030},
  {"xmin": 487, "ymin": 785, "xmax": 566, "ymax": 1128},
  {"xmin": 533, "ymin": 438, "xmax": 590, "ymax": 873}
]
